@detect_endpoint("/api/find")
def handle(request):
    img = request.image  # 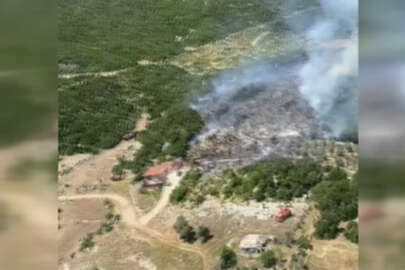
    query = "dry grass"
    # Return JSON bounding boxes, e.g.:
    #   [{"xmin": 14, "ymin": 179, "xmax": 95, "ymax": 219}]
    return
[
  {"xmin": 64, "ymin": 227, "xmax": 203, "ymax": 270},
  {"xmin": 170, "ymin": 22, "xmax": 307, "ymax": 75},
  {"xmin": 58, "ymin": 199, "xmax": 108, "ymax": 259},
  {"xmin": 308, "ymin": 237, "xmax": 358, "ymax": 270},
  {"xmin": 131, "ymin": 186, "xmax": 161, "ymax": 214},
  {"xmin": 107, "ymin": 178, "xmax": 133, "ymax": 201}
]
